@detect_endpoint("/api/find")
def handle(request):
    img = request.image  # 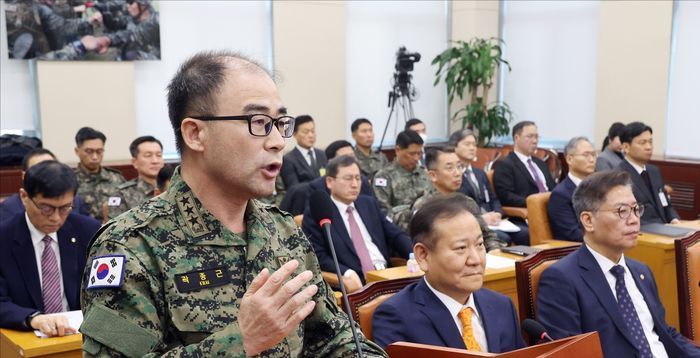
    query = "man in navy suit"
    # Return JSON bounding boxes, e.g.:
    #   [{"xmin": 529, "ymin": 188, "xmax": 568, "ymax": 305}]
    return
[
  {"xmin": 280, "ymin": 114, "xmax": 328, "ymax": 189},
  {"xmin": 617, "ymin": 122, "xmax": 679, "ymax": 225},
  {"xmin": 372, "ymin": 194, "xmax": 525, "ymax": 352},
  {"xmin": 547, "ymin": 137, "xmax": 596, "ymax": 242},
  {"xmin": 302, "ymin": 155, "xmax": 411, "ymax": 290},
  {"xmin": 537, "ymin": 171, "xmax": 699, "ymax": 357},
  {"xmin": 0, "ymin": 161, "xmax": 101, "ymax": 336}
]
